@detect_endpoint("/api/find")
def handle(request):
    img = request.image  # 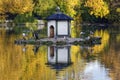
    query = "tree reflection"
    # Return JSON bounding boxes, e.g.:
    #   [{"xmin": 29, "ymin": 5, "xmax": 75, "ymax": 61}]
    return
[
  {"xmin": 32, "ymin": 45, "xmax": 40, "ymax": 55},
  {"xmin": 80, "ymin": 45, "xmax": 95, "ymax": 62},
  {"xmin": 100, "ymin": 32, "xmax": 120, "ymax": 80}
]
